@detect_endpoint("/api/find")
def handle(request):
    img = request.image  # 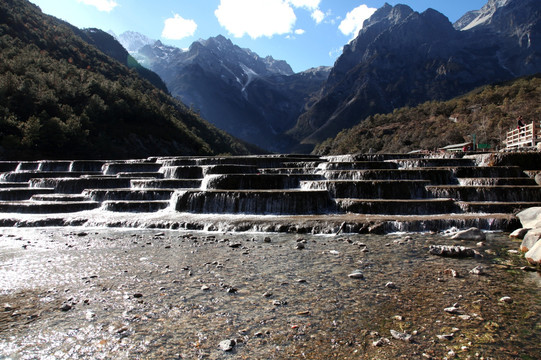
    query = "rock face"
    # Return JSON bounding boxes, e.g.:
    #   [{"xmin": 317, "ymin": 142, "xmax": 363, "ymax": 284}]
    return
[
  {"xmin": 525, "ymin": 240, "xmax": 541, "ymax": 265},
  {"xmin": 287, "ymin": 0, "xmax": 541, "ymax": 151},
  {"xmin": 124, "ymin": 35, "xmax": 330, "ymax": 152}
]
